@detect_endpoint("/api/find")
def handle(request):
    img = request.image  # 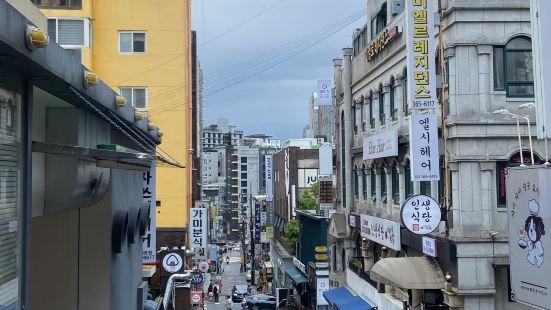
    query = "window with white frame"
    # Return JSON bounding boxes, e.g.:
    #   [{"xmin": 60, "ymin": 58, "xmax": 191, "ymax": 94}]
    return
[
  {"xmin": 47, "ymin": 18, "xmax": 90, "ymax": 48},
  {"xmin": 119, "ymin": 32, "xmax": 146, "ymax": 53},
  {"xmin": 119, "ymin": 87, "xmax": 147, "ymax": 109}
]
